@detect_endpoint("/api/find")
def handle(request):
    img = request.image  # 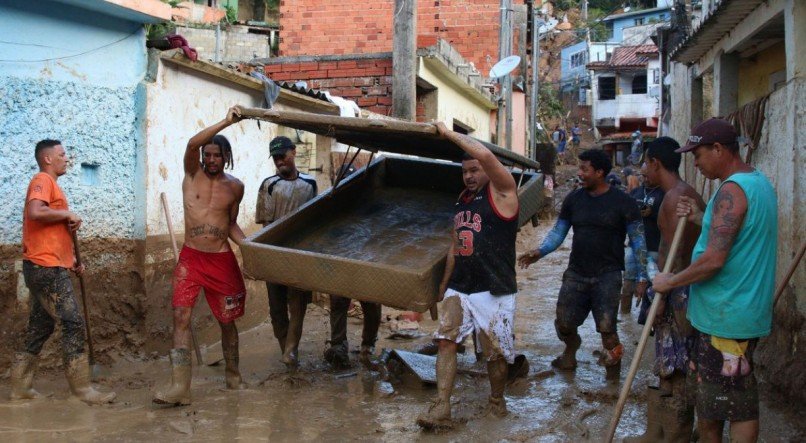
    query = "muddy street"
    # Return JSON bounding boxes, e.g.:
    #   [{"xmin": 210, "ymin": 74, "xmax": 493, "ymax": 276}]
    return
[{"xmin": 1, "ymin": 222, "xmax": 802, "ymax": 442}]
